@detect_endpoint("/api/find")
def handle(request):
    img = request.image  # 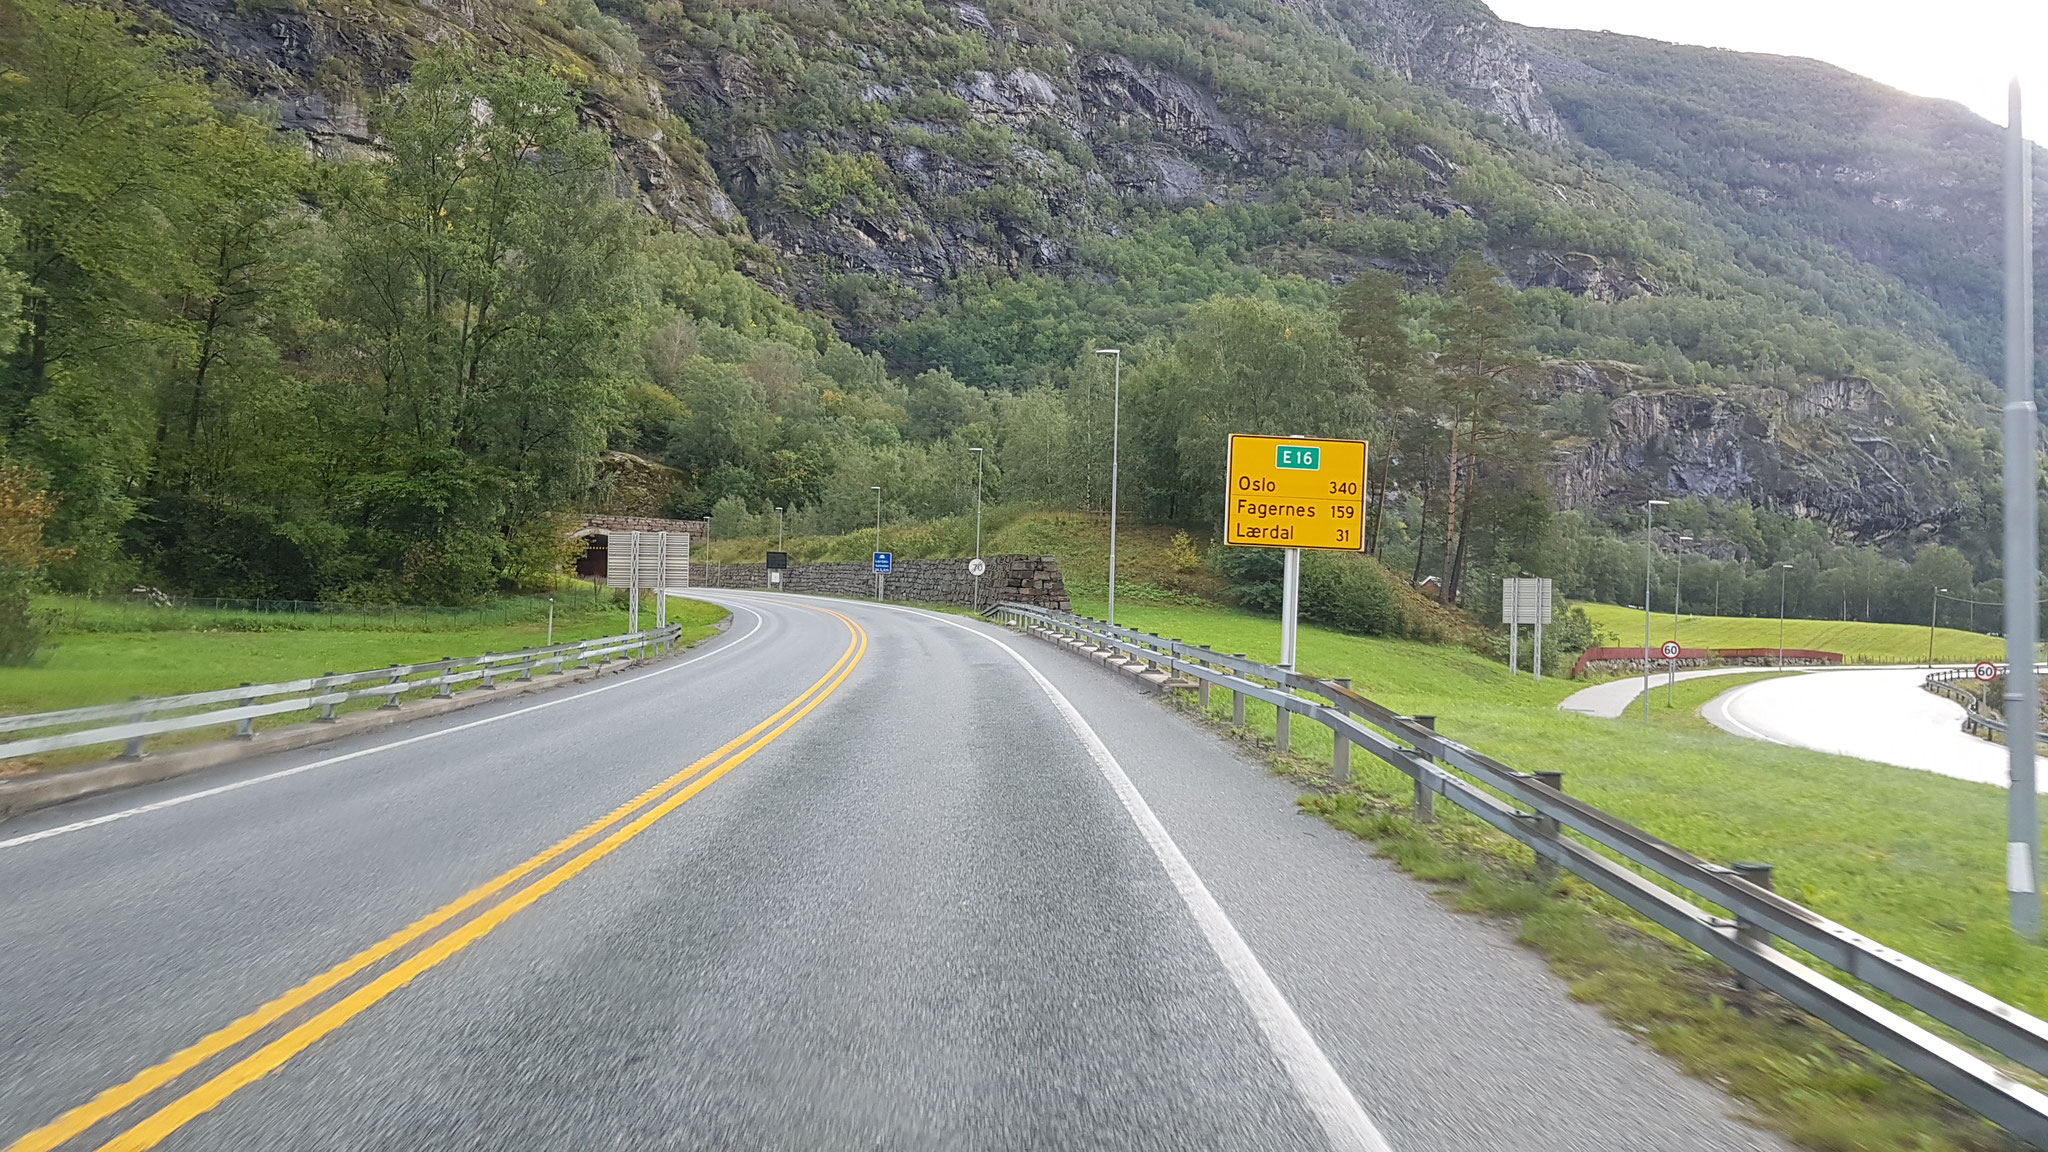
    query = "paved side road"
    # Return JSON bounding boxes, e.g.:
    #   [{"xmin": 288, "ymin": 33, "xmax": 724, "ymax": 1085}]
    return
[
  {"xmin": 1703, "ymin": 665, "xmax": 2048, "ymax": 789},
  {"xmin": 1558, "ymin": 666, "xmax": 1785, "ymax": 718},
  {"xmin": 0, "ymin": 592, "xmax": 1787, "ymax": 1151}
]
